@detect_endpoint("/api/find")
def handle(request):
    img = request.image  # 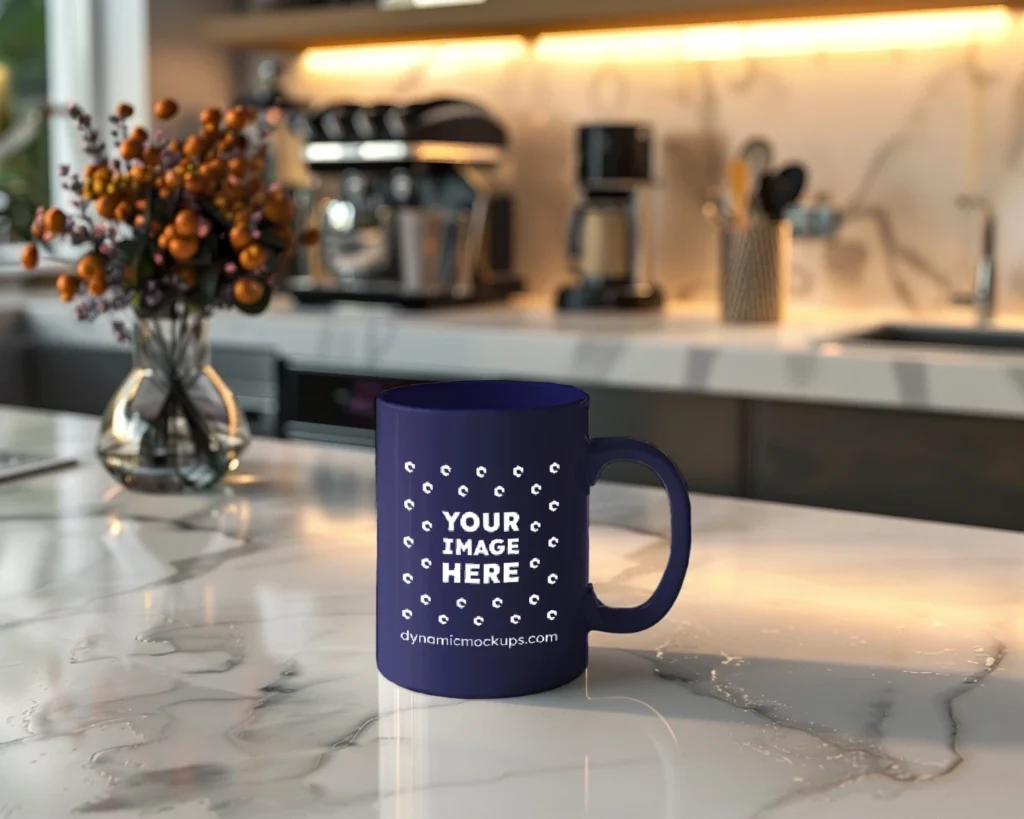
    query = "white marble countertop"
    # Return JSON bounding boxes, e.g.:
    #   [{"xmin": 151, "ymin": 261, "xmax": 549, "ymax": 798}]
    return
[
  {"xmin": 10, "ymin": 294, "xmax": 1024, "ymax": 420},
  {"xmin": 0, "ymin": 408, "xmax": 1022, "ymax": 817}
]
